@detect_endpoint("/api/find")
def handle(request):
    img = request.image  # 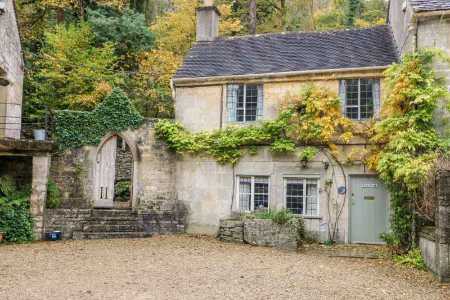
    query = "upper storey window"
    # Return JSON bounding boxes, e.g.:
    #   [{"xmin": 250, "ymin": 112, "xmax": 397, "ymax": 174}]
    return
[
  {"xmin": 227, "ymin": 84, "xmax": 263, "ymax": 122},
  {"xmin": 339, "ymin": 79, "xmax": 381, "ymax": 120}
]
